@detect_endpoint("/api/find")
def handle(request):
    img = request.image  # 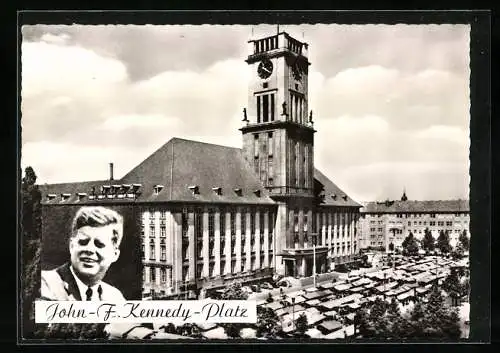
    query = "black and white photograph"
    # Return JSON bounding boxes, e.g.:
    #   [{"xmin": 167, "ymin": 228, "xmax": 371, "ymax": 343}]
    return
[{"xmin": 18, "ymin": 14, "xmax": 490, "ymax": 343}]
